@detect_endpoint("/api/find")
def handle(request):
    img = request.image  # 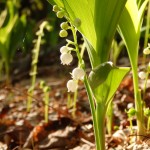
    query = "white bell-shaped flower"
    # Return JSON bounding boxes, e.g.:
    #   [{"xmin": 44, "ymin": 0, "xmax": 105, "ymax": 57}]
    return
[
  {"xmin": 67, "ymin": 80, "xmax": 78, "ymax": 92},
  {"xmin": 72, "ymin": 68, "xmax": 85, "ymax": 80},
  {"xmin": 60, "ymin": 53, "xmax": 73, "ymax": 65},
  {"xmin": 138, "ymin": 71, "xmax": 146, "ymax": 79},
  {"xmin": 143, "ymin": 47, "xmax": 150, "ymax": 55},
  {"xmin": 60, "ymin": 46, "xmax": 69, "ymax": 54}
]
